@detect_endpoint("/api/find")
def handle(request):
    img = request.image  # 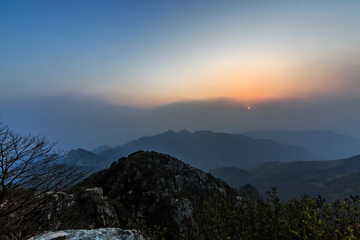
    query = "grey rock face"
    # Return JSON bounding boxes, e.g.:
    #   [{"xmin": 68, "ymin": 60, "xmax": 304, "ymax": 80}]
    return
[
  {"xmin": 34, "ymin": 187, "xmax": 119, "ymax": 231},
  {"xmin": 66, "ymin": 187, "xmax": 119, "ymax": 229},
  {"xmin": 28, "ymin": 228, "xmax": 145, "ymax": 240}
]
